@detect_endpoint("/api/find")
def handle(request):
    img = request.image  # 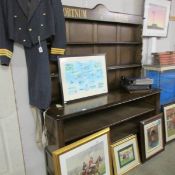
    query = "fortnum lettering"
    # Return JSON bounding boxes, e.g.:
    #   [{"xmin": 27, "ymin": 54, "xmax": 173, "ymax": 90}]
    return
[{"xmin": 63, "ymin": 7, "xmax": 87, "ymax": 19}]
